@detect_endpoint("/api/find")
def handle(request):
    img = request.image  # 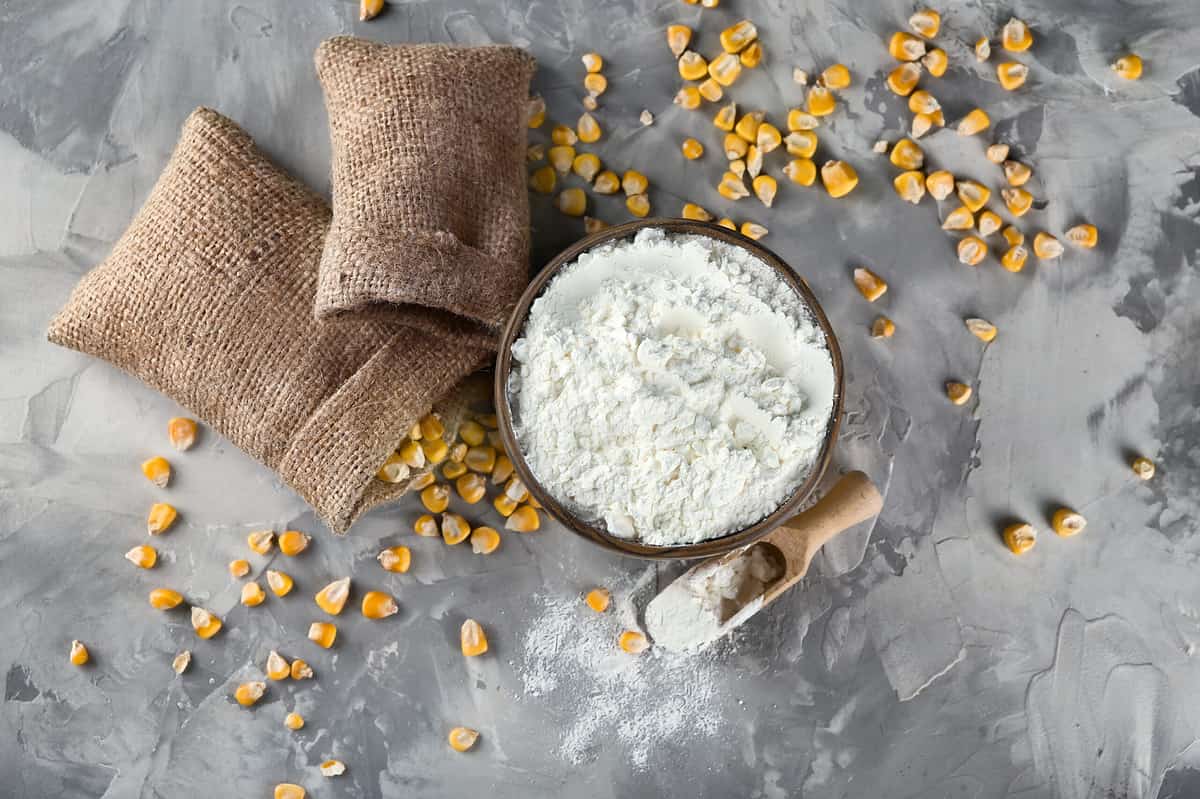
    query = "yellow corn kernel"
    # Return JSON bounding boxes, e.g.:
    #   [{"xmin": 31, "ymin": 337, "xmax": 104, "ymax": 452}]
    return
[
  {"xmin": 964, "ymin": 318, "xmax": 997, "ymax": 342},
  {"xmin": 945, "ymin": 381, "xmax": 973, "ymax": 405},
  {"xmin": 266, "ymin": 650, "xmax": 290, "ymax": 680},
  {"xmin": 465, "ymin": 444, "xmax": 497, "ymax": 473},
  {"xmin": 191, "ymin": 607, "xmax": 222, "ymax": 639},
  {"xmin": 470, "ymin": 526, "xmax": 501, "ymax": 555},
  {"xmin": 449, "ymin": 441, "xmax": 468, "ymax": 463},
  {"xmin": 986, "ymin": 143, "xmax": 1010, "ymax": 164},
  {"xmin": 529, "ymin": 165, "xmax": 557, "ymax": 195},
  {"xmin": 235, "ymin": 681, "xmax": 265, "ymax": 707},
  {"xmin": 457, "ymin": 419, "xmax": 486, "ymax": 447},
  {"xmin": 708, "ymin": 52, "xmax": 743, "ymax": 86},
  {"xmin": 504, "ymin": 476, "xmax": 529, "ymax": 503},
  {"xmin": 1033, "ymin": 232, "xmax": 1064, "ymax": 259},
  {"xmin": 141, "ymin": 456, "xmax": 171, "ymax": 488},
  {"xmin": 719, "ymin": 19, "xmax": 758, "ymax": 53},
  {"xmin": 556, "ymin": 188, "xmax": 587, "ymax": 217},
  {"xmin": 421, "ymin": 437, "xmax": 450, "ymax": 465},
  {"xmin": 909, "ymin": 9, "xmax": 941, "ymax": 38},
  {"xmin": 418, "ymin": 414, "xmax": 444, "ymax": 440},
  {"xmin": 889, "ymin": 31, "xmax": 927, "ymax": 61},
  {"xmin": 956, "ymin": 180, "xmax": 990, "ymax": 212},
  {"xmin": 871, "ymin": 316, "xmax": 896, "ymax": 338},
  {"xmin": 577, "ymin": 112, "xmax": 602, "ymax": 144},
  {"xmin": 548, "ymin": 145, "xmax": 575, "ymax": 175},
  {"xmin": 957, "ymin": 108, "xmax": 991, "ymax": 136},
  {"xmin": 476, "ymin": 413, "xmax": 497, "ymax": 429},
  {"xmin": 146, "ymin": 502, "xmax": 178, "ymax": 536},
  {"xmin": 461, "ymin": 619, "xmax": 489, "ymax": 657},
  {"xmin": 978, "ymin": 210, "xmax": 1003, "ymax": 237},
  {"xmin": 362, "ymin": 590, "xmax": 399, "ymax": 619},
  {"xmin": 585, "ymin": 588, "xmax": 611, "ymax": 613},
  {"xmin": 1000, "ymin": 187, "xmax": 1033, "ymax": 217},
  {"xmin": 570, "ymin": 154, "xmax": 601, "ymax": 185},
  {"xmin": 149, "ymin": 588, "xmax": 184, "ymax": 610},
  {"xmin": 360, "ymin": 0, "xmax": 383, "ymax": 20},
  {"xmin": 278, "ymin": 530, "xmax": 310, "ymax": 557},
  {"xmin": 724, "ymin": 132, "xmax": 749, "ymax": 160},
  {"xmin": 784, "ymin": 131, "xmax": 817, "ymax": 158},
  {"xmin": 493, "ymin": 494, "xmax": 517, "ymax": 517},
  {"xmin": 739, "ymin": 42, "xmax": 763, "ymax": 68},
  {"xmin": 700, "ymin": 0, "xmax": 718, "ymax": 6},
  {"xmin": 581, "ymin": 52, "xmax": 603, "ymax": 73},
  {"xmin": 1001, "ymin": 18, "xmax": 1033, "ymax": 52},
  {"xmin": 667, "ymin": 24, "xmax": 692, "ymax": 59},
  {"xmin": 678, "ymin": 51, "xmax": 708, "ymax": 81},
  {"xmin": 1066, "ymin": 224, "xmax": 1099, "ymax": 249},
  {"xmin": 621, "ymin": 170, "xmax": 649, "ymax": 196},
  {"xmin": 505, "ymin": 504, "xmax": 540, "ymax": 532},
  {"xmin": 1112, "ymin": 54, "xmax": 1143, "ymax": 81},
  {"xmin": 319, "ymin": 760, "xmax": 346, "ymax": 778},
  {"xmin": 398, "ymin": 439, "xmax": 426, "ymax": 469},
  {"xmin": 941, "ymin": 205, "xmax": 974, "ymax": 230},
  {"xmin": 784, "ymin": 158, "xmax": 817, "ymax": 186},
  {"xmin": 907, "ymin": 90, "xmax": 940, "ymax": 116},
  {"xmin": 718, "ymin": 171, "xmax": 750, "ymax": 200},
  {"xmin": 756, "ymin": 123, "xmax": 782, "ymax": 154},
  {"xmin": 717, "ymin": 217, "xmax": 737, "ymax": 230},
  {"xmin": 740, "ymin": 222, "xmax": 769, "ymax": 240},
  {"xmin": 69, "ymin": 639, "xmax": 89, "ymax": 666},
  {"xmin": 527, "ymin": 96, "xmax": 545, "ymax": 129},
  {"xmin": 853, "ymin": 267, "xmax": 887, "ymax": 301},
  {"xmin": 1001, "ymin": 244, "xmax": 1029, "ymax": 272},
  {"xmin": 267, "ymin": 569, "xmax": 294, "ymax": 597},
  {"xmin": 377, "ymin": 546, "xmax": 411, "ymax": 574},
  {"xmin": 449, "ymin": 726, "xmax": 480, "ymax": 752},
  {"xmin": 241, "ymin": 581, "xmax": 266, "ymax": 607},
  {"xmin": 314, "ymin": 577, "xmax": 350, "ymax": 616},
  {"xmin": 674, "ymin": 85, "xmax": 701, "ymax": 110},
  {"xmin": 1003, "ymin": 160, "xmax": 1032, "ymax": 187},
  {"xmin": 893, "ymin": 170, "xmax": 926, "ymax": 204},
  {"xmin": 490, "ymin": 456, "xmax": 514, "ymax": 485},
  {"xmin": 452, "ymin": 472, "xmax": 484, "ymax": 505},
  {"xmin": 1003, "ymin": 523, "xmax": 1036, "ymax": 555},
  {"xmin": 925, "ymin": 170, "xmax": 955, "ymax": 201},
  {"xmin": 376, "ymin": 453, "xmax": 410, "ymax": 483},
  {"xmin": 752, "ymin": 175, "xmax": 777, "ymax": 207},
  {"xmin": 167, "ymin": 417, "xmax": 197, "ymax": 451},
  {"xmin": 592, "ymin": 170, "xmax": 620, "ymax": 194},
  {"xmin": 1002, "ymin": 226, "xmax": 1025, "ymax": 247},
  {"xmin": 420, "ymin": 484, "xmax": 450, "ymax": 514},
  {"xmin": 308, "ymin": 621, "xmax": 337, "ymax": 649},
  {"xmin": 247, "ymin": 530, "xmax": 274, "ymax": 555},
  {"xmin": 698, "ymin": 78, "xmax": 723, "ymax": 102},
  {"xmin": 125, "ymin": 544, "xmax": 157, "ymax": 569},
  {"xmin": 284, "ymin": 712, "xmax": 305, "ymax": 731},
  {"xmin": 889, "ymin": 138, "xmax": 924, "ymax": 170},
  {"xmin": 172, "ymin": 650, "xmax": 191, "ymax": 674},
  {"xmin": 678, "ymin": 202, "xmax": 710, "ymax": 222},
  {"xmin": 787, "ymin": 108, "xmax": 820, "ymax": 131},
  {"xmin": 291, "ymin": 659, "xmax": 313, "ymax": 679},
  {"xmin": 618, "ymin": 630, "xmax": 650, "ymax": 654},
  {"xmin": 997, "ymin": 62, "xmax": 1029, "ymax": 90},
  {"xmin": 229, "ymin": 559, "xmax": 250, "ymax": 578},
  {"xmin": 584, "ymin": 73, "xmax": 607, "ymax": 98},
  {"xmin": 821, "ymin": 160, "xmax": 859, "ymax": 198},
  {"xmin": 274, "ymin": 784, "xmax": 306, "ymax": 799},
  {"xmin": 442, "ymin": 461, "xmax": 467, "ymax": 479},
  {"xmin": 734, "ymin": 111, "xmax": 762, "ymax": 142},
  {"xmin": 957, "ymin": 236, "xmax": 988, "ymax": 266},
  {"xmin": 819, "ymin": 63, "xmax": 851, "ymax": 89},
  {"xmin": 551, "ymin": 124, "xmax": 578, "ymax": 146},
  {"xmin": 1050, "ymin": 508, "xmax": 1086, "ymax": 537},
  {"xmin": 729, "ymin": 159, "xmax": 746, "ymax": 178},
  {"xmin": 1131, "ymin": 456, "xmax": 1156, "ymax": 480},
  {"xmin": 920, "ymin": 48, "xmax": 948, "ymax": 78},
  {"xmin": 975, "ymin": 37, "xmax": 991, "ymax": 62},
  {"xmin": 441, "ymin": 513, "xmax": 471, "ymax": 546},
  {"xmin": 886, "ymin": 62, "xmax": 922, "ymax": 96},
  {"xmin": 806, "ymin": 85, "xmax": 836, "ymax": 116},
  {"xmin": 414, "ymin": 514, "xmax": 439, "ymax": 538}
]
